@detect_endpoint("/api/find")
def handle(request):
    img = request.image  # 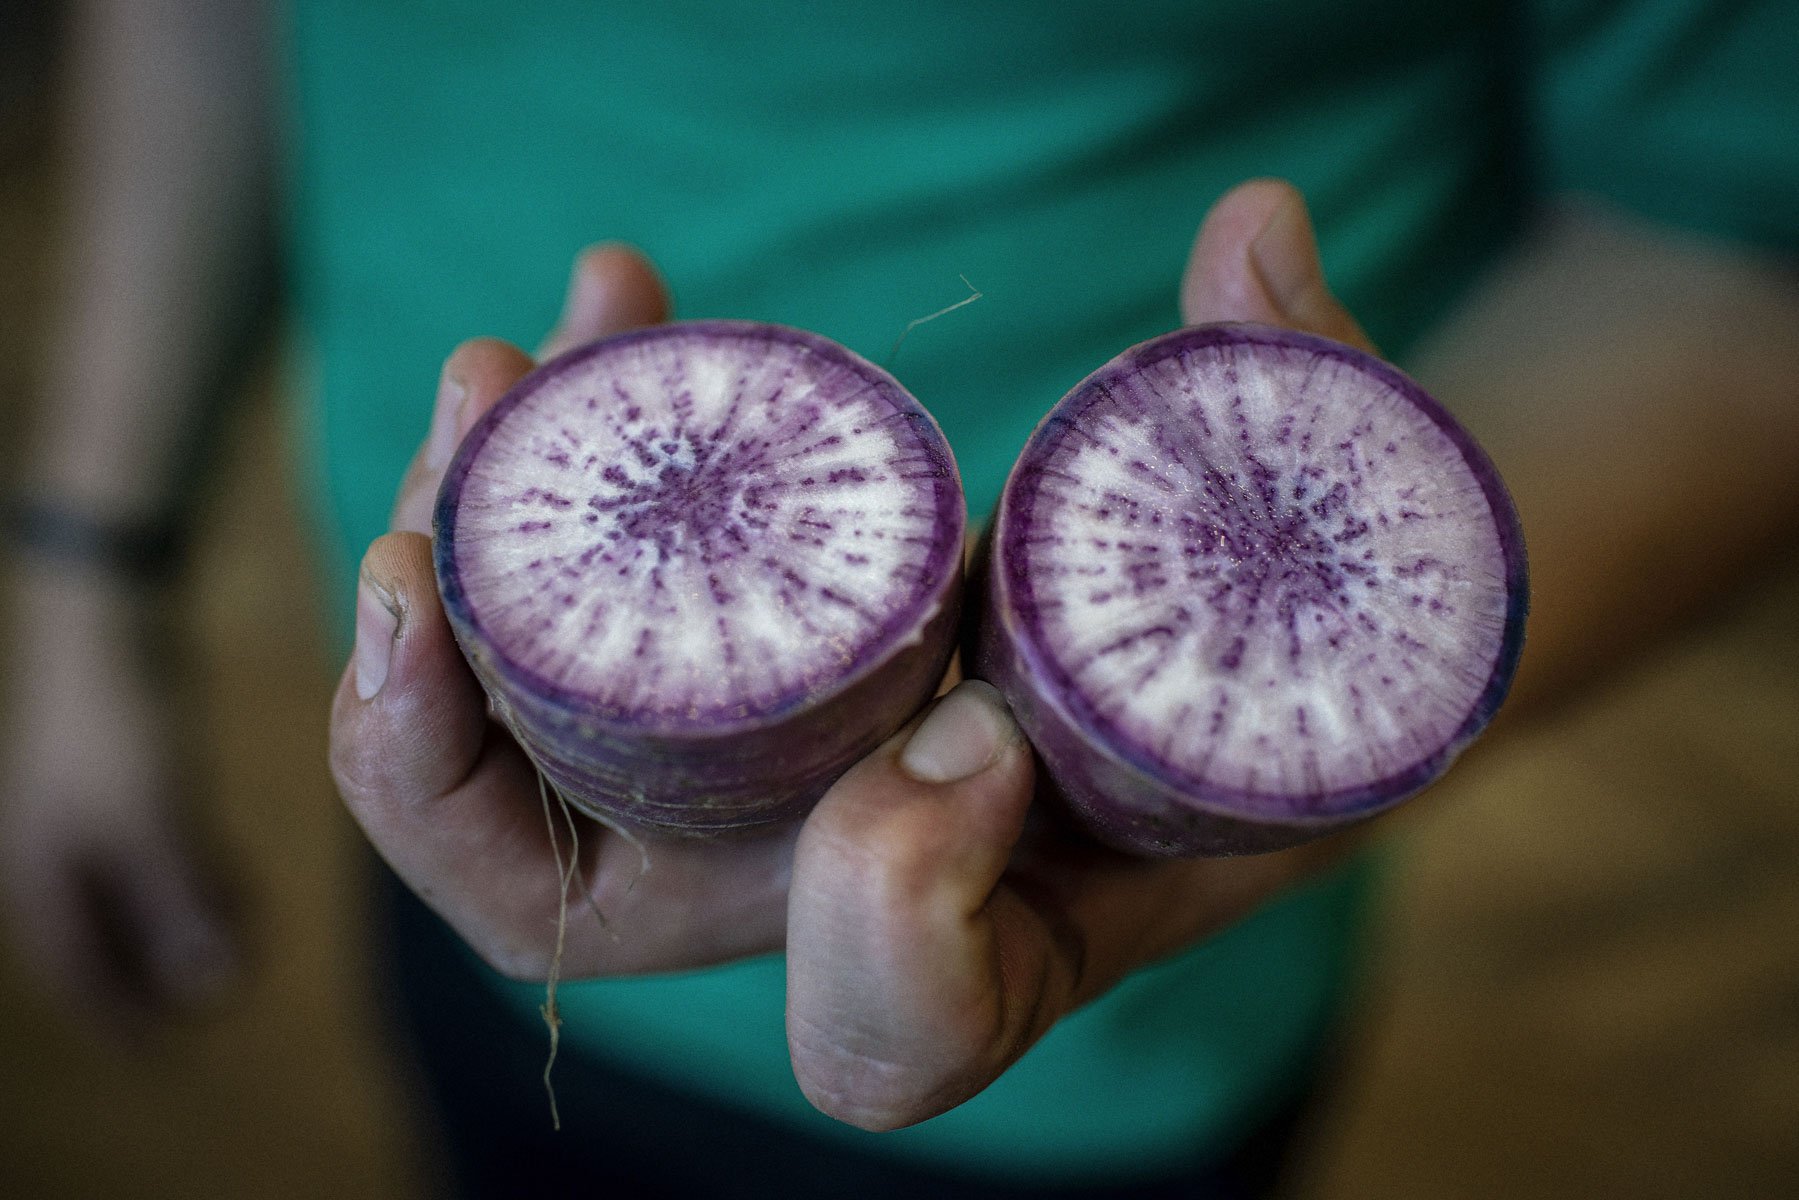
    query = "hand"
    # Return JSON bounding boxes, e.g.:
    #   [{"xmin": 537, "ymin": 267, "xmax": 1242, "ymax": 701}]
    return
[
  {"xmin": 783, "ymin": 179, "xmax": 1376, "ymax": 1129},
  {"xmin": 331, "ymin": 246, "xmax": 804, "ymax": 977},
  {"xmin": 1, "ymin": 563, "xmax": 238, "ymax": 1036},
  {"xmin": 330, "ymin": 183, "xmax": 1375, "ymax": 1131}
]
